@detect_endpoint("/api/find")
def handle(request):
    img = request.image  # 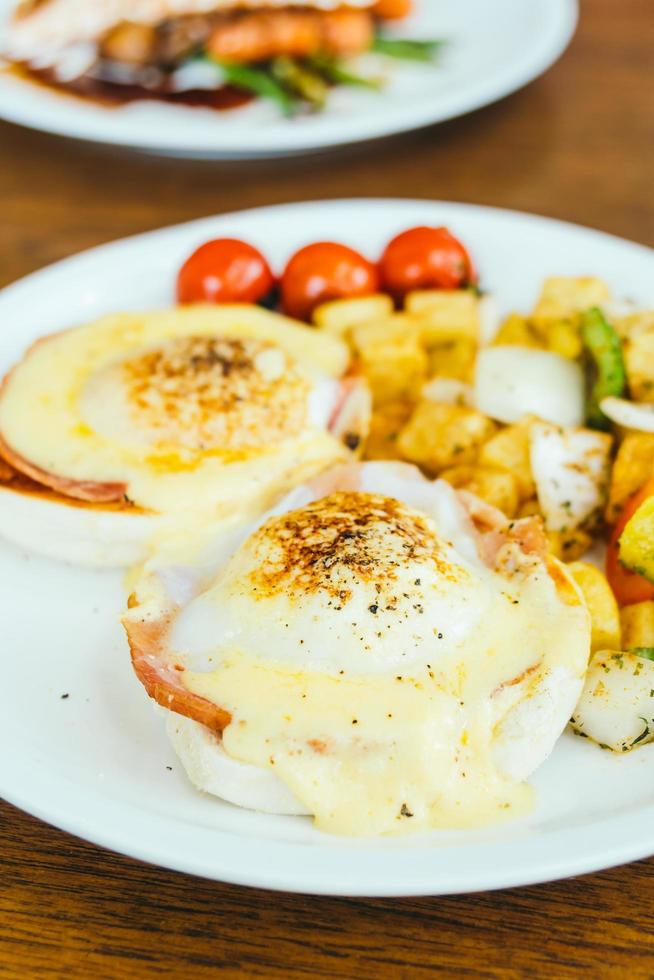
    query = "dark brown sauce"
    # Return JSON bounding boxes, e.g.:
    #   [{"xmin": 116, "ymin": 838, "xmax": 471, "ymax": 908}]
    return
[{"xmin": 7, "ymin": 63, "xmax": 253, "ymax": 111}]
